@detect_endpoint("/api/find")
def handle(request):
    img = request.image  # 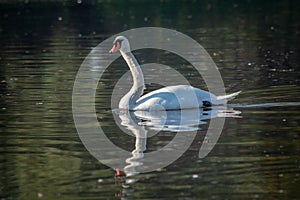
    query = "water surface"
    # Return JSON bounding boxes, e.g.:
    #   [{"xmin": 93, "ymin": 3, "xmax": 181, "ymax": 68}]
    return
[{"xmin": 0, "ymin": 1, "xmax": 299, "ymax": 199}]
